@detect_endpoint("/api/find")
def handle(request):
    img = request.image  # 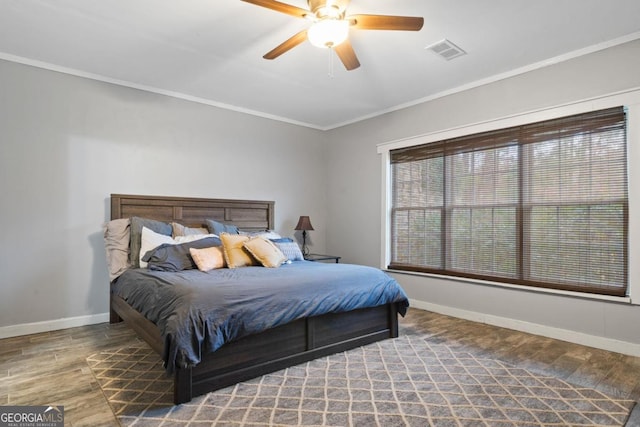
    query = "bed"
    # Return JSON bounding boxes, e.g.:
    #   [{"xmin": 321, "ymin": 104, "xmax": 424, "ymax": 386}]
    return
[{"xmin": 108, "ymin": 194, "xmax": 409, "ymax": 404}]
